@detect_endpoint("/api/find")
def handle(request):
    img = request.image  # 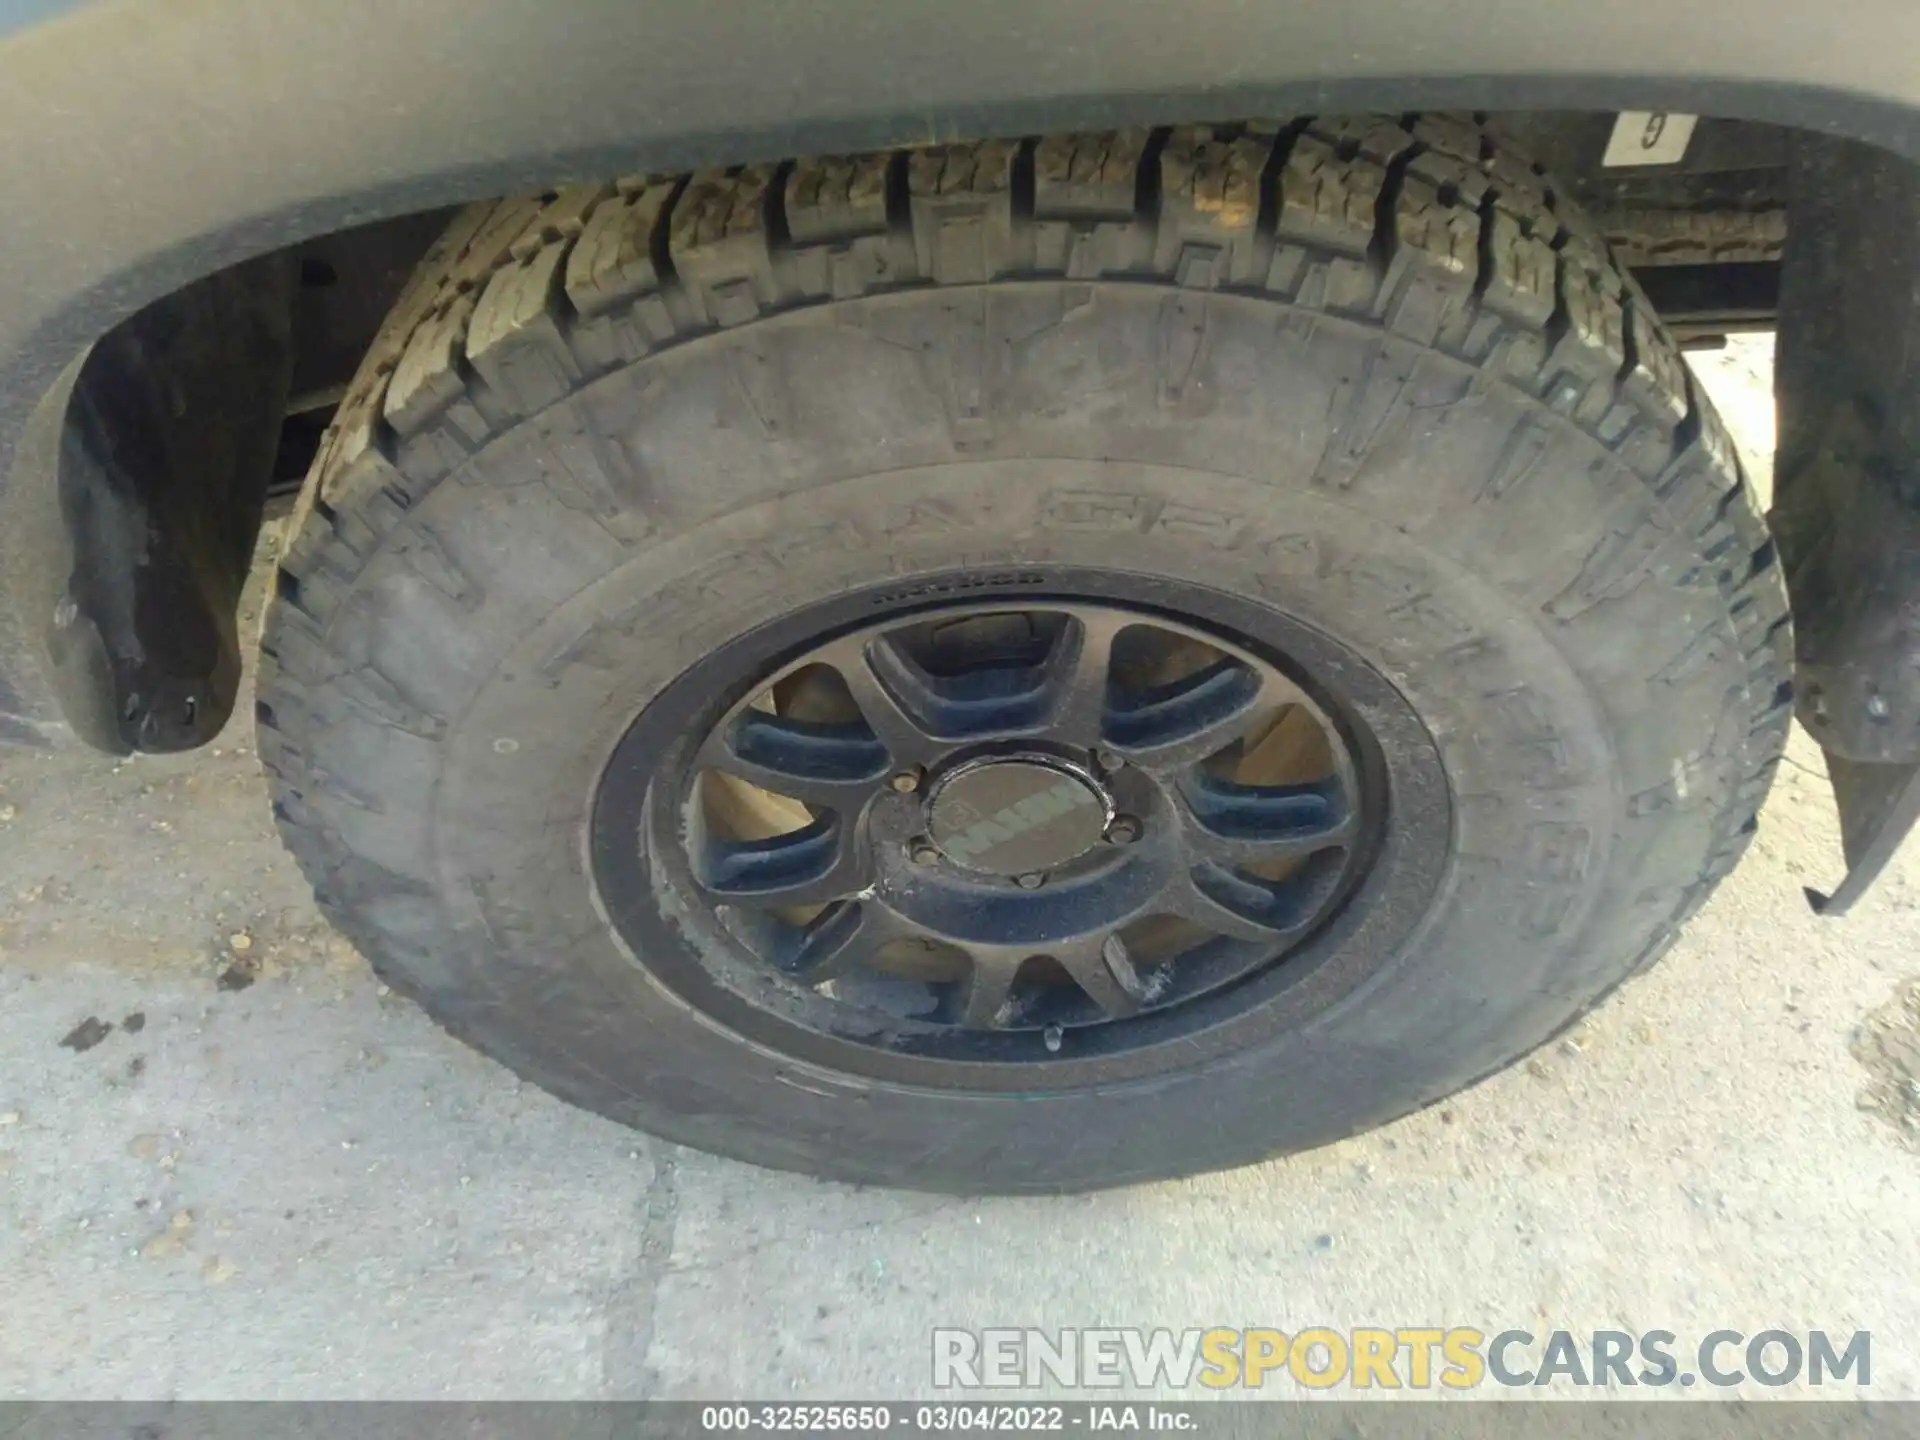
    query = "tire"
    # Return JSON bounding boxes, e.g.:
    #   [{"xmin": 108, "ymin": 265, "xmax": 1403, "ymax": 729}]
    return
[{"xmin": 258, "ymin": 116, "xmax": 1792, "ymax": 1192}]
